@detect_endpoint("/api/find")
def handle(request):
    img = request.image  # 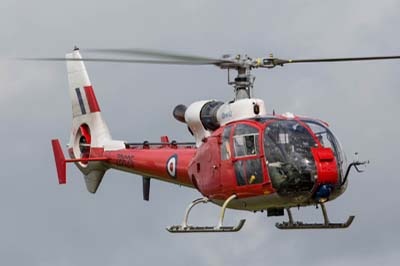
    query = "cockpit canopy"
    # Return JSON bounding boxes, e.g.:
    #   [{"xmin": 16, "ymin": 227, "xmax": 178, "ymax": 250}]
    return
[{"xmin": 220, "ymin": 117, "xmax": 346, "ymax": 195}]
